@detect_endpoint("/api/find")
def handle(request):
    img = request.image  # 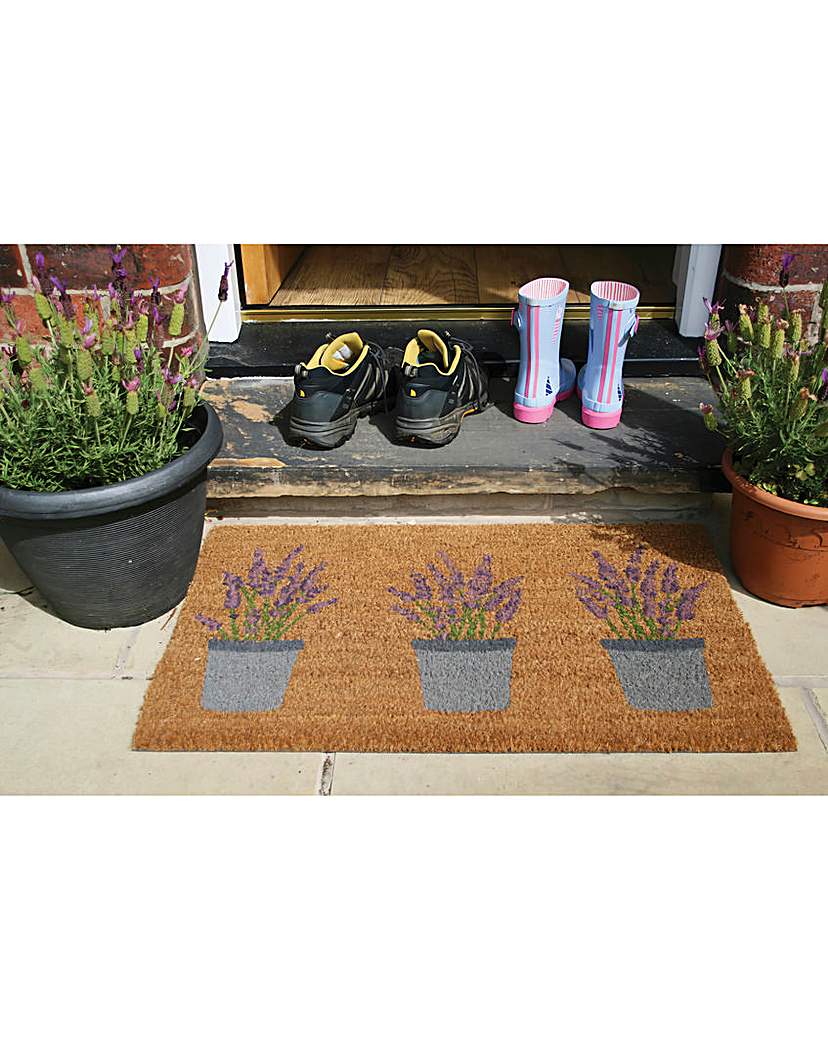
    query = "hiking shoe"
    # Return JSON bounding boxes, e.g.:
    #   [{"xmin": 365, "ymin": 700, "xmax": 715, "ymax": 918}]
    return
[
  {"xmin": 289, "ymin": 332, "xmax": 393, "ymax": 449},
  {"xmin": 395, "ymin": 329, "xmax": 488, "ymax": 447}
]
